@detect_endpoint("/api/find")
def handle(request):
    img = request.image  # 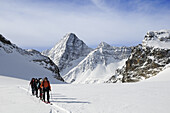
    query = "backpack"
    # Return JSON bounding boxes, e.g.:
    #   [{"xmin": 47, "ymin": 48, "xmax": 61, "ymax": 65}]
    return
[{"xmin": 42, "ymin": 80, "xmax": 50, "ymax": 90}]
